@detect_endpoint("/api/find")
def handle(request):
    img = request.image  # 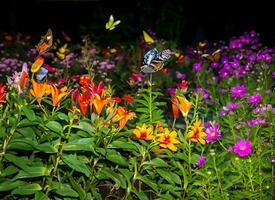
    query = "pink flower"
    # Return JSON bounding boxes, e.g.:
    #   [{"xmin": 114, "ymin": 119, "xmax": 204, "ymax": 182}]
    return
[
  {"xmin": 205, "ymin": 123, "xmax": 221, "ymax": 143},
  {"xmin": 233, "ymin": 139, "xmax": 252, "ymax": 157},
  {"xmin": 196, "ymin": 156, "xmax": 207, "ymax": 168}
]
